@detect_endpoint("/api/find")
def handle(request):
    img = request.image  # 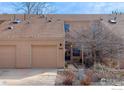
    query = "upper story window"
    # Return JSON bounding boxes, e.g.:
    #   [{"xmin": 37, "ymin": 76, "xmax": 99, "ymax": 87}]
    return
[{"xmin": 64, "ymin": 23, "xmax": 70, "ymax": 32}]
